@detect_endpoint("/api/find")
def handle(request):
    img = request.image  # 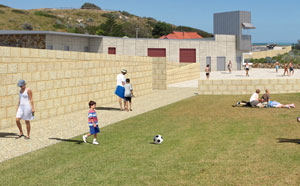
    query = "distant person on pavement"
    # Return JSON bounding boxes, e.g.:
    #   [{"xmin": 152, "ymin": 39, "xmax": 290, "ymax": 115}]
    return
[
  {"xmin": 205, "ymin": 64, "xmax": 210, "ymax": 79},
  {"xmin": 228, "ymin": 60, "xmax": 232, "ymax": 73},
  {"xmin": 283, "ymin": 63, "xmax": 289, "ymax": 76},
  {"xmin": 245, "ymin": 61, "xmax": 250, "ymax": 77},
  {"xmin": 289, "ymin": 61, "xmax": 294, "ymax": 75},
  {"xmin": 275, "ymin": 61, "xmax": 279, "ymax": 73}
]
